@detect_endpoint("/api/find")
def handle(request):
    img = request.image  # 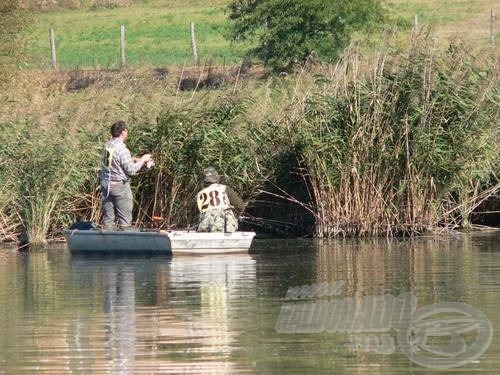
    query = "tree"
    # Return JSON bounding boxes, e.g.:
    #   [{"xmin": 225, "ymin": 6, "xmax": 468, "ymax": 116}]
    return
[
  {"xmin": 0, "ymin": 0, "xmax": 32, "ymax": 80},
  {"xmin": 227, "ymin": 0, "xmax": 386, "ymax": 70}
]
